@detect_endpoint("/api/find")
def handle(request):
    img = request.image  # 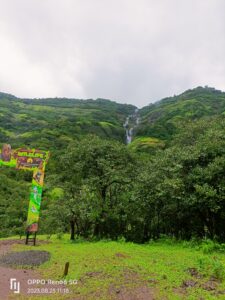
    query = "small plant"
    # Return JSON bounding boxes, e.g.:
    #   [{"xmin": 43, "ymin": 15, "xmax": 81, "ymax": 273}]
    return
[
  {"xmin": 156, "ymin": 235, "xmax": 177, "ymax": 245},
  {"xmin": 182, "ymin": 237, "xmax": 201, "ymax": 249},
  {"xmin": 197, "ymin": 257, "xmax": 225, "ymax": 281},
  {"xmin": 201, "ymin": 239, "xmax": 220, "ymax": 254},
  {"xmin": 117, "ymin": 236, "xmax": 126, "ymax": 243},
  {"xmin": 56, "ymin": 232, "xmax": 64, "ymax": 240},
  {"xmin": 212, "ymin": 259, "xmax": 225, "ymax": 281}
]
